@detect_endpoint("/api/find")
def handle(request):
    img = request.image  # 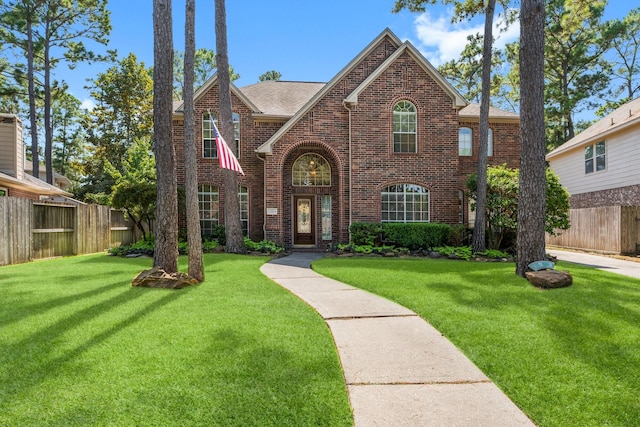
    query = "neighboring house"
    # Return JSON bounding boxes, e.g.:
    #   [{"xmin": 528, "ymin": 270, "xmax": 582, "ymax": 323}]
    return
[
  {"xmin": 547, "ymin": 97, "xmax": 640, "ymax": 208},
  {"xmin": 0, "ymin": 113, "xmax": 72, "ymax": 200},
  {"xmin": 173, "ymin": 28, "xmax": 520, "ymax": 249},
  {"xmin": 547, "ymin": 97, "xmax": 640, "ymax": 254}
]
